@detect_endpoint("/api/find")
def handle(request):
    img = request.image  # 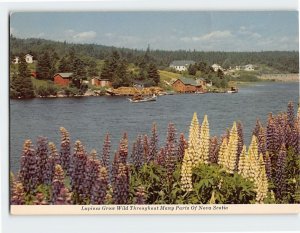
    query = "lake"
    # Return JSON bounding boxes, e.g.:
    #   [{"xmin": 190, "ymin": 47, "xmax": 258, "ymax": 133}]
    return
[{"xmin": 10, "ymin": 82, "xmax": 299, "ymax": 172}]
